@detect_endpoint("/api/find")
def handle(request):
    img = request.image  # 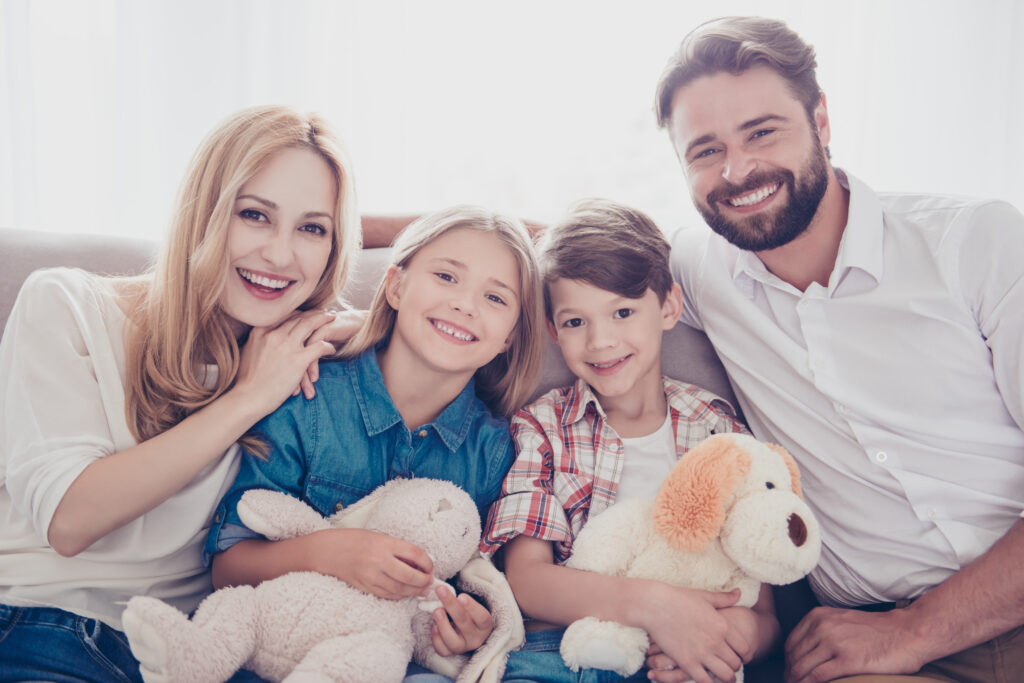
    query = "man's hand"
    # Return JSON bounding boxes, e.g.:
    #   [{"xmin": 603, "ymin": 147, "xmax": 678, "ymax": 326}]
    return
[{"xmin": 785, "ymin": 606, "xmax": 929, "ymax": 683}]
